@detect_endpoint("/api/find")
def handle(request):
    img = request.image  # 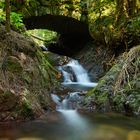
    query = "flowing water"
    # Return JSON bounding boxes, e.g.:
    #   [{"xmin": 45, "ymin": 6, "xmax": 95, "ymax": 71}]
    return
[
  {"xmin": 59, "ymin": 59, "xmax": 98, "ymax": 90},
  {"xmin": 0, "ymin": 113, "xmax": 140, "ymax": 140},
  {"xmin": 65, "ymin": 60, "xmax": 90, "ymax": 82},
  {"xmin": 0, "ymin": 59, "xmax": 140, "ymax": 140},
  {"xmin": 52, "ymin": 59, "xmax": 97, "ymax": 110}
]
